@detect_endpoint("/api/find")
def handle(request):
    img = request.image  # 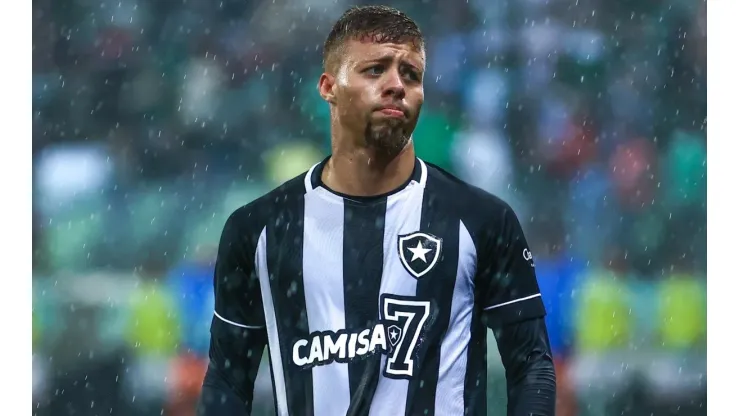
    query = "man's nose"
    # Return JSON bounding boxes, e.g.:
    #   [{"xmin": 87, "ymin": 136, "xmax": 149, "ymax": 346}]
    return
[{"xmin": 381, "ymin": 70, "xmax": 405, "ymax": 99}]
